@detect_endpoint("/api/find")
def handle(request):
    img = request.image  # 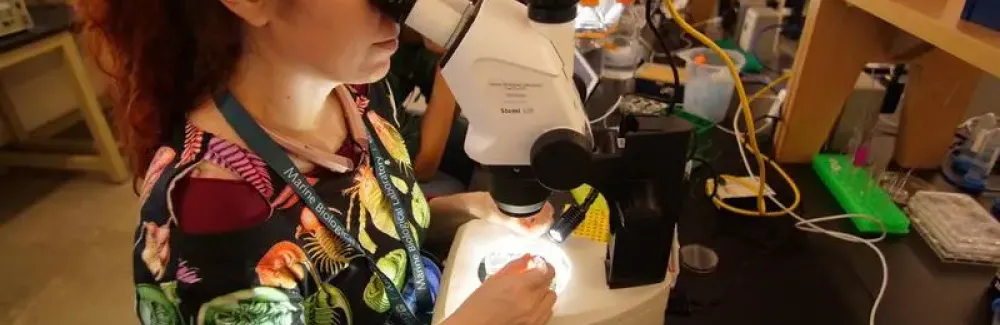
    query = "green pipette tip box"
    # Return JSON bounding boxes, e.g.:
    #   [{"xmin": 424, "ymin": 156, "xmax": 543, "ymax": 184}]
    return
[{"xmin": 811, "ymin": 154, "xmax": 910, "ymax": 235}]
